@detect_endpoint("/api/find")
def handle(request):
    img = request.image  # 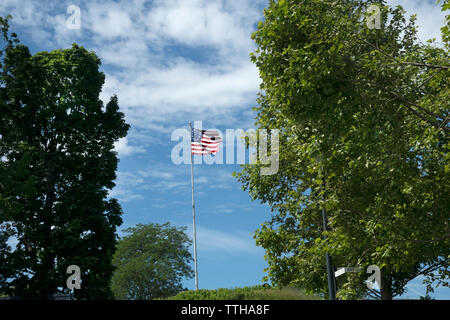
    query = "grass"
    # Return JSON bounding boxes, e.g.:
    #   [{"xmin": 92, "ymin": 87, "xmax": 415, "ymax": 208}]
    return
[{"xmin": 167, "ymin": 285, "xmax": 322, "ymax": 300}]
